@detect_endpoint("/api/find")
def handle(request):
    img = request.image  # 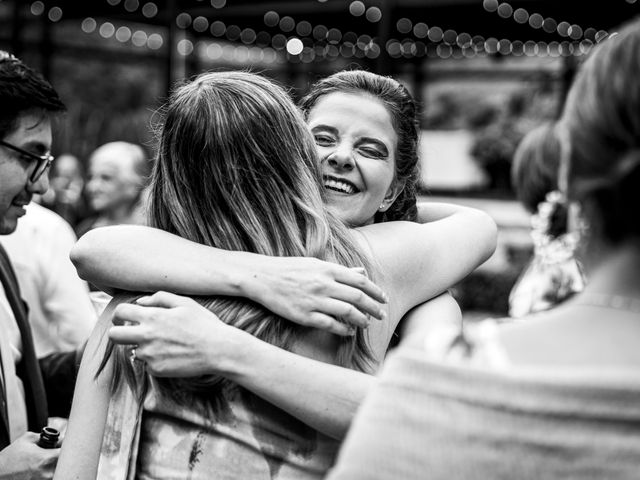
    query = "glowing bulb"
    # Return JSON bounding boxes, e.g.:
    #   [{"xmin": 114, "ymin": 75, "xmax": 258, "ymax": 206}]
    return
[
  {"xmin": 48, "ymin": 7, "xmax": 62, "ymax": 22},
  {"xmin": 142, "ymin": 3, "xmax": 158, "ymax": 18},
  {"xmin": 115, "ymin": 26, "xmax": 132, "ymax": 42},
  {"xmin": 132, "ymin": 30, "xmax": 148, "ymax": 47},
  {"xmin": 30, "ymin": 1, "xmax": 45, "ymax": 16},
  {"xmin": 286, "ymin": 38, "xmax": 304, "ymax": 55},
  {"xmin": 483, "ymin": 0, "xmax": 499, "ymax": 12},
  {"xmin": 349, "ymin": 1, "xmax": 365, "ymax": 16},
  {"xmin": 81, "ymin": 17, "xmax": 97, "ymax": 33},
  {"xmin": 99, "ymin": 22, "xmax": 115, "ymax": 38},
  {"xmin": 177, "ymin": 39, "xmax": 194, "ymax": 55},
  {"xmin": 264, "ymin": 11, "xmax": 279, "ymax": 27},
  {"xmin": 365, "ymin": 7, "xmax": 382, "ymax": 23}
]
